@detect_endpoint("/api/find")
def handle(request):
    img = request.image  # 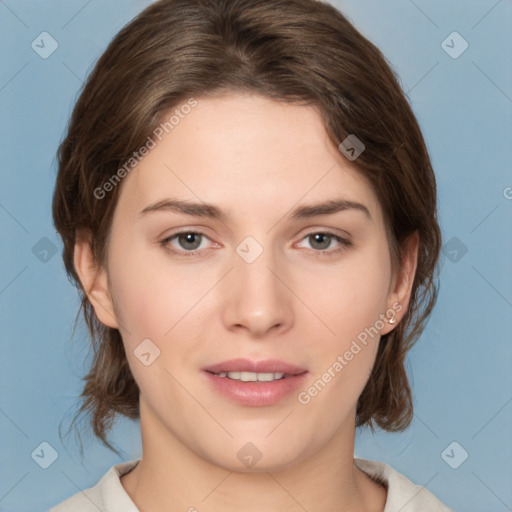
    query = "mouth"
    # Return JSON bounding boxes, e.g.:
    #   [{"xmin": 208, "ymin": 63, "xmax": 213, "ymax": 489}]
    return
[
  {"xmin": 203, "ymin": 358, "xmax": 308, "ymax": 406},
  {"xmin": 207, "ymin": 371, "xmax": 288, "ymax": 382},
  {"xmin": 203, "ymin": 357, "xmax": 307, "ymax": 376}
]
